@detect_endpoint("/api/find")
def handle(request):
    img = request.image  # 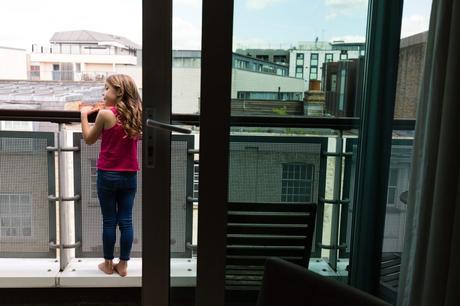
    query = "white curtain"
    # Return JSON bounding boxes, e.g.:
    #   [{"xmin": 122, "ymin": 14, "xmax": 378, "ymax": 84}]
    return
[{"xmin": 397, "ymin": 0, "xmax": 460, "ymax": 305}]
